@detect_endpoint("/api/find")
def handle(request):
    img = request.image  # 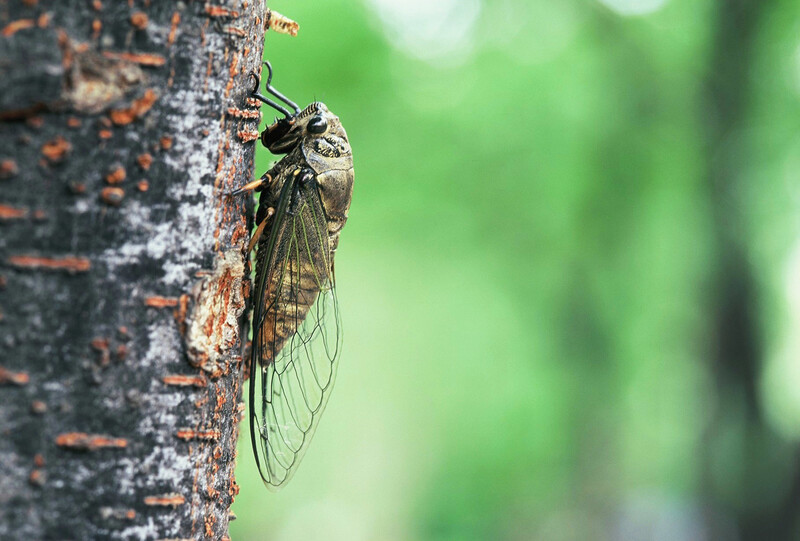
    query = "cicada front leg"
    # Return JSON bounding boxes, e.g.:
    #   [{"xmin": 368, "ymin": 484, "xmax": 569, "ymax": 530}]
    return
[
  {"xmin": 231, "ymin": 169, "xmax": 277, "ymax": 272},
  {"xmin": 248, "ymin": 206, "xmax": 275, "ymax": 255},
  {"xmin": 231, "ymin": 172, "xmax": 272, "ymax": 197}
]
